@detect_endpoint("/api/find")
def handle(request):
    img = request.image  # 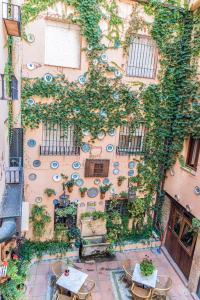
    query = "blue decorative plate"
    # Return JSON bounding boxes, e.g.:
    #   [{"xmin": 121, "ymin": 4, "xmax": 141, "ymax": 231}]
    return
[
  {"xmin": 99, "ymin": 109, "xmax": 107, "ymax": 118},
  {"xmin": 108, "ymin": 129, "xmax": 116, "ymax": 136},
  {"xmin": 71, "ymin": 173, "xmax": 80, "ymax": 181},
  {"xmin": 33, "ymin": 160, "xmax": 41, "ymax": 167},
  {"xmin": 27, "ymin": 139, "xmax": 36, "ymax": 147},
  {"xmin": 44, "ymin": 73, "xmax": 53, "ymax": 83},
  {"xmin": 78, "ymin": 75, "xmax": 86, "ymax": 85},
  {"xmin": 97, "ymin": 131, "xmax": 106, "ymax": 140},
  {"xmin": 106, "ymin": 144, "xmax": 114, "ymax": 152},
  {"xmin": 81, "ymin": 143, "xmax": 90, "ymax": 153},
  {"xmin": 82, "ymin": 129, "xmax": 90, "ymax": 136},
  {"xmin": 73, "ymin": 107, "xmax": 80, "ymax": 114},
  {"xmin": 113, "ymin": 169, "xmax": 119, "ymax": 175},
  {"xmin": 76, "ymin": 179, "xmax": 84, "ymax": 187},
  {"xmin": 113, "ymin": 162, "xmax": 119, "ymax": 167},
  {"xmin": 94, "ymin": 178, "xmax": 100, "ymax": 185},
  {"xmin": 103, "ymin": 178, "xmax": 110, "ymax": 185},
  {"xmin": 72, "ymin": 161, "xmax": 81, "ymax": 169},
  {"xmin": 113, "ymin": 92, "xmax": 120, "ymax": 101},
  {"xmin": 194, "ymin": 186, "xmax": 200, "ymax": 195},
  {"xmin": 27, "ymin": 63, "xmax": 35, "ymax": 70},
  {"xmin": 128, "ymin": 170, "xmax": 134, "ymax": 177},
  {"xmin": 50, "ymin": 161, "xmax": 59, "ymax": 169},
  {"xmin": 27, "ymin": 98, "xmax": 35, "ymax": 106},
  {"xmin": 29, "ymin": 173, "xmax": 37, "ymax": 181},
  {"xmin": 53, "ymin": 199, "xmax": 59, "ymax": 205},
  {"xmin": 114, "ymin": 69, "xmax": 122, "ymax": 78},
  {"xmin": 128, "ymin": 161, "xmax": 135, "ymax": 169},
  {"xmin": 101, "ymin": 53, "xmax": 108, "ymax": 62},
  {"xmin": 52, "ymin": 174, "xmax": 61, "ymax": 182},
  {"xmin": 87, "ymin": 187, "xmax": 99, "ymax": 198}
]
